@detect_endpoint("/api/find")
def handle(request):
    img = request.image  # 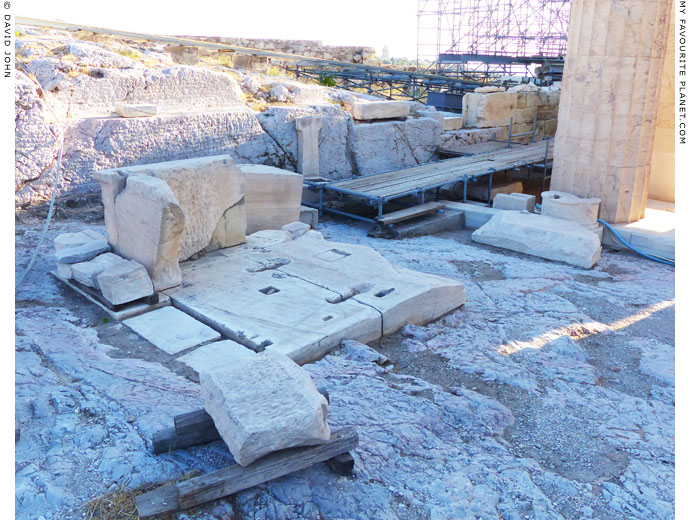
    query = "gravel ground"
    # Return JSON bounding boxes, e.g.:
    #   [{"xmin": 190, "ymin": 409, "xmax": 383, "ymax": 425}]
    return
[{"xmin": 15, "ymin": 203, "xmax": 674, "ymax": 519}]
